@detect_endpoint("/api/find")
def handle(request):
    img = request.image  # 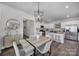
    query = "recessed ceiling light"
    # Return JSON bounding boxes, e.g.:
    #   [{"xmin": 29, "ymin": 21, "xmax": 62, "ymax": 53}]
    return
[
  {"xmin": 65, "ymin": 5, "xmax": 69, "ymax": 9},
  {"xmin": 66, "ymin": 15, "xmax": 70, "ymax": 18}
]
